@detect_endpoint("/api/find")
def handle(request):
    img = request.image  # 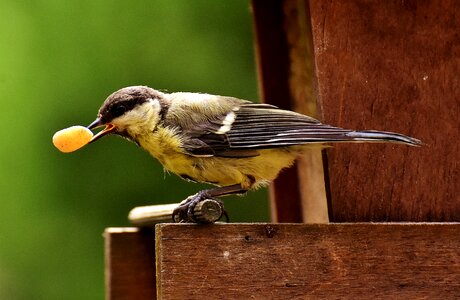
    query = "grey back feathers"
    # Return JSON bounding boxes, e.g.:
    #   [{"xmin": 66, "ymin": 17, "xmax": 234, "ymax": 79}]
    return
[{"xmin": 165, "ymin": 95, "xmax": 421, "ymax": 157}]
